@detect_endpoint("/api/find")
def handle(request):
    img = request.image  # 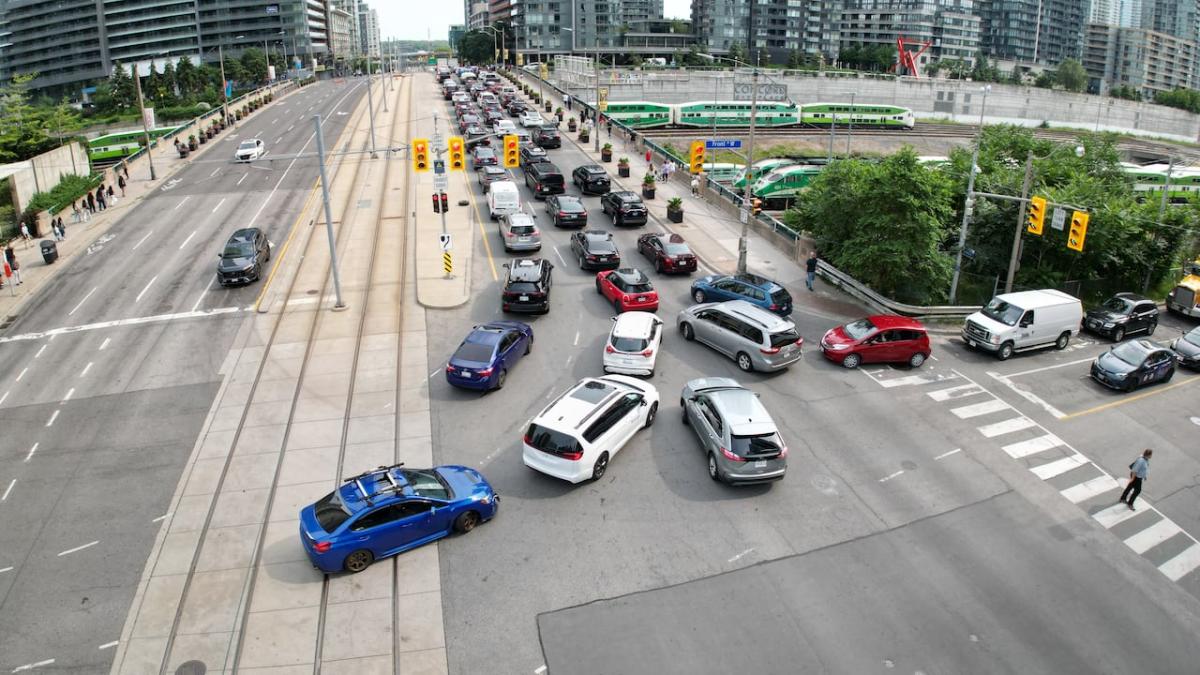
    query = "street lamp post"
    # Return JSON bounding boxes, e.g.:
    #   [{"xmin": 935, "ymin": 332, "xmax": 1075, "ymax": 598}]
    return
[
  {"xmin": 845, "ymin": 91, "xmax": 856, "ymax": 156},
  {"xmin": 133, "ymin": 65, "xmax": 157, "ymax": 180},
  {"xmin": 948, "ymin": 84, "xmax": 991, "ymax": 304}
]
